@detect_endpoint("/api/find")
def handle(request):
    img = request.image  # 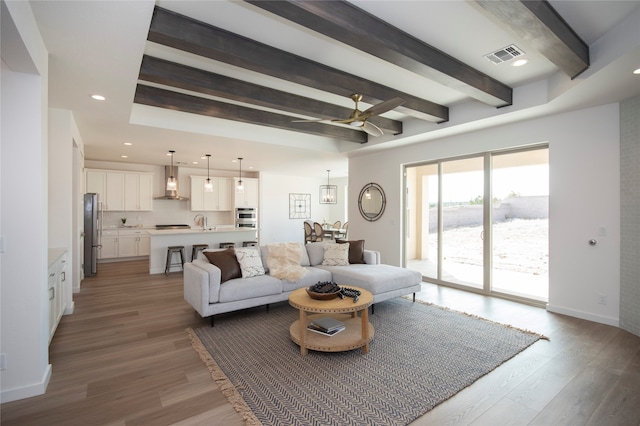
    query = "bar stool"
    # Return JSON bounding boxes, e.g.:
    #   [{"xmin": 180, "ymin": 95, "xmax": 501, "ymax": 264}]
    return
[
  {"xmin": 191, "ymin": 244, "xmax": 209, "ymax": 261},
  {"xmin": 219, "ymin": 242, "xmax": 235, "ymax": 249},
  {"xmin": 165, "ymin": 245, "xmax": 185, "ymax": 275},
  {"xmin": 242, "ymin": 241, "xmax": 258, "ymax": 247}
]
